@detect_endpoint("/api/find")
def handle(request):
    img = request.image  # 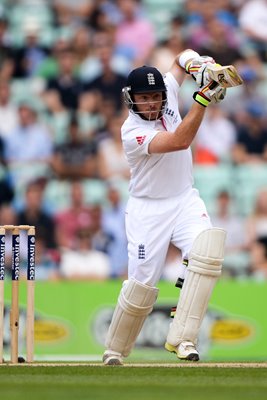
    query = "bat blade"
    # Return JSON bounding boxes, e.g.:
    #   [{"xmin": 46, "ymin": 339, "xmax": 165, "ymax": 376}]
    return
[{"xmin": 207, "ymin": 64, "xmax": 243, "ymax": 88}]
